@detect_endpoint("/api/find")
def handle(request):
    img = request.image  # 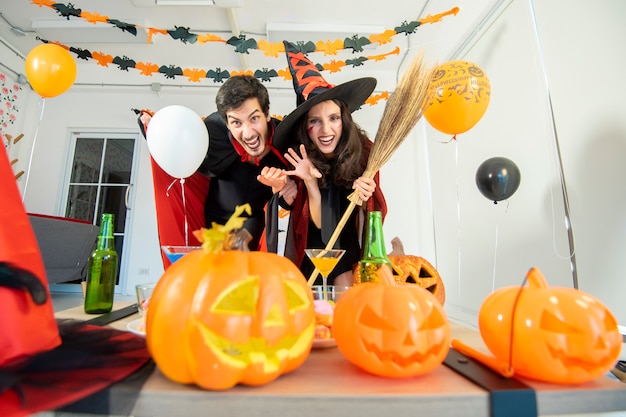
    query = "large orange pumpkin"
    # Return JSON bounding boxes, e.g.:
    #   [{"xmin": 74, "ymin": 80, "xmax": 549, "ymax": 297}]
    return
[
  {"xmin": 334, "ymin": 266, "xmax": 450, "ymax": 378},
  {"xmin": 478, "ymin": 267, "xmax": 622, "ymax": 384},
  {"xmin": 146, "ymin": 213, "xmax": 315, "ymax": 391},
  {"xmin": 353, "ymin": 237, "xmax": 445, "ymax": 305}
]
